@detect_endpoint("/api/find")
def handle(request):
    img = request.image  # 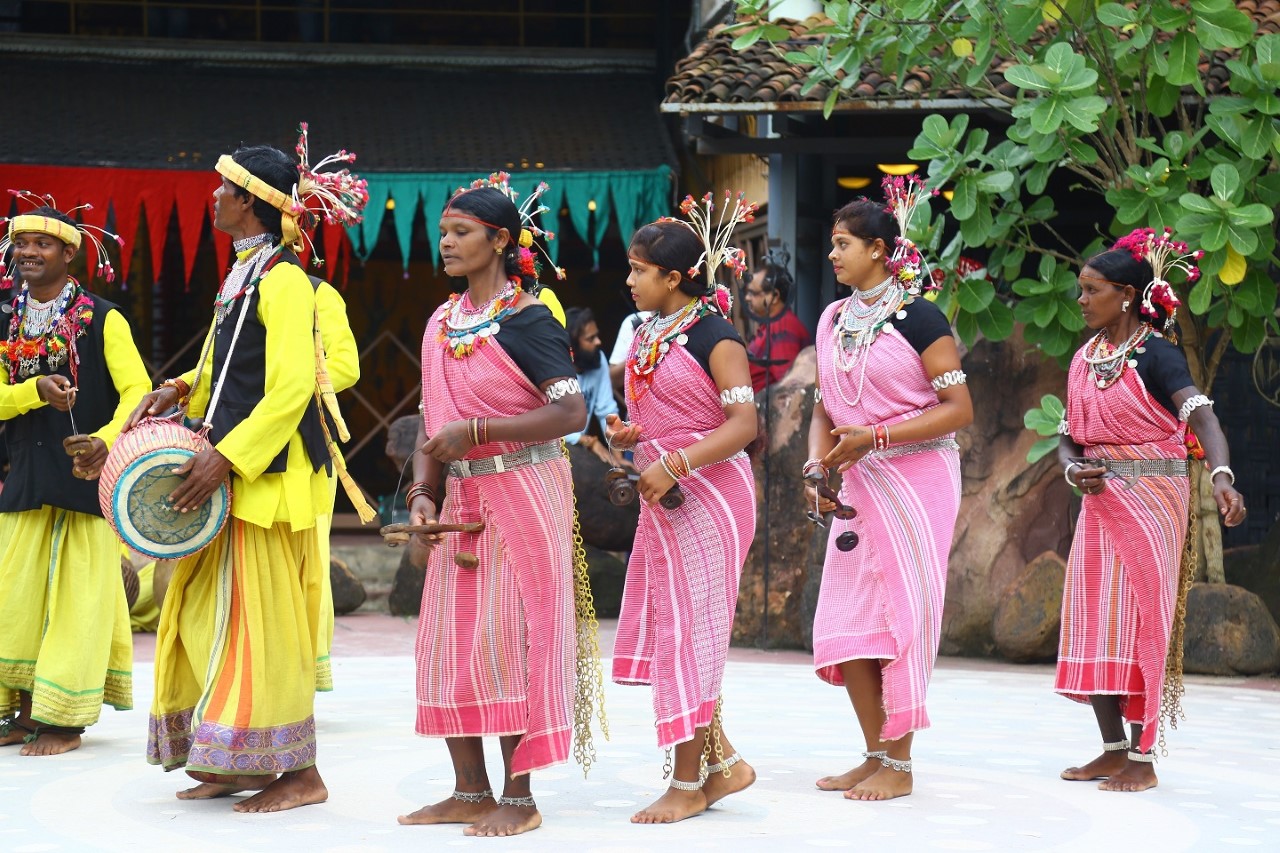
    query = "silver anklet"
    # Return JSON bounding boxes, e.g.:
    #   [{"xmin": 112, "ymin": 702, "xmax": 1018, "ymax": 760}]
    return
[
  {"xmin": 452, "ymin": 788, "xmax": 493, "ymax": 803},
  {"xmin": 705, "ymin": 752, "xmax": 742, "ymax": 774},
  {"xmin": 1127, "ymin": 750, "xmax": 1156, "ymax": 764},
  {"xmin": 669, "ymin": 776, "xmax": 704, "ymax": 791},
  {"xmin": 880, "ymin": 756, "xmax": 912, "ymax": 774},
  {"xmin": 1102, "ymin": 739, "xmax": 1130, "ymax": 752},
  {"xmin": 497, "ymin": 794, "xmax": 537, "ymax": 808},
  {"xmin": 862, "ymin": 750, "xmax": 888, "ymax": 760}
]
